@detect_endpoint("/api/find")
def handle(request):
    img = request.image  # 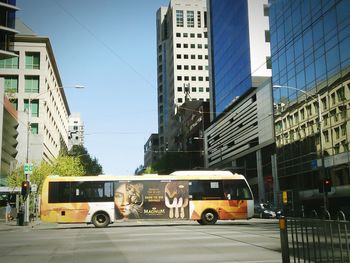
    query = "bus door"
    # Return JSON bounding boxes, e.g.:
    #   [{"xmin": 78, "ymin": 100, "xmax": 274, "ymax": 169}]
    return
[{"xmin": 222, "ymin": 180, "xmax": 251, "ymax": 219}]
